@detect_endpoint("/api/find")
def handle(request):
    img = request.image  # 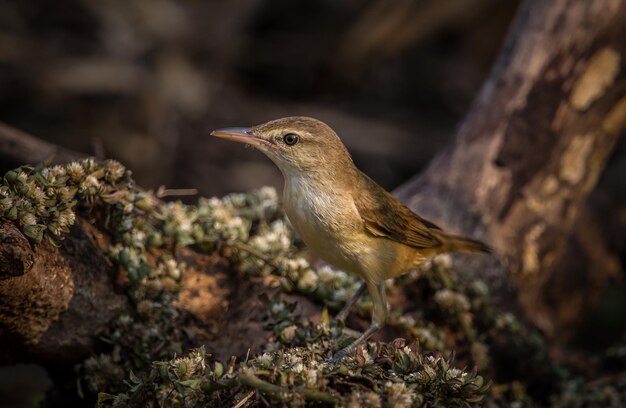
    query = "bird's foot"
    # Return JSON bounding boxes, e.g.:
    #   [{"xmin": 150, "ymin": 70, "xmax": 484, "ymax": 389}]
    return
[
  {"xmin": 333, "ymin": 282, "xmax": 366, "ymax": 324},
  {"xmin": 325, "ymin": 347, "xmax": 353, "ymax": 365}
]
